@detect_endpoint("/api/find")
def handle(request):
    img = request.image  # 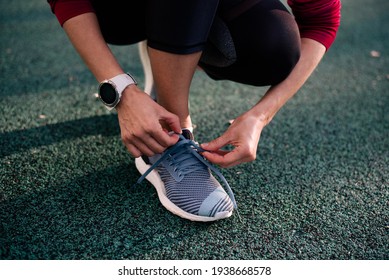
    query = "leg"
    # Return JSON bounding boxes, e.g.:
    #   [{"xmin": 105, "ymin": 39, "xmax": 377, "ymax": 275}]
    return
[
  {"xmin": 200, "ymin": 0, "xmax": 301, "ymax": 86},
  {"xmin": 135, "ymin": 0, "xmax": 236, "ymax": 221},
  {"xmin": 147, "ymin": 48, "xmax": 201, "ymax": 130},
  {"xmin": 145, "ymin": 0, "xmax": 220, "ymax": 129}
]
